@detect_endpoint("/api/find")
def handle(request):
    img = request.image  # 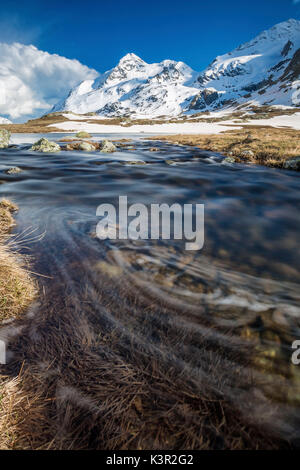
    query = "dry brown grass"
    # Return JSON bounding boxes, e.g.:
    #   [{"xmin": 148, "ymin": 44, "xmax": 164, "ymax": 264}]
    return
[
  {"xmin": 0, "ymin": 200, "xmax": 36, "ymax": 449},
  {"xmin": 0, "ymin": 114, "xmax": 67, "ymax": 134},
  {"xmin": 0, "ymin": 238, "xmax": 292, "ymax": 450},
  {"xmin": 0, "ymin": 200, "xmax": 36, "ymax": 321},
  {"xmin": 149, "ymin": 126, "xmax": 300, "ymax": 168},
  {"xmin": 0, "ymin": 276, "xmax": 289, "ymax": 450},
  {"xmin": 0, "ymin": 113, "xmax": 181, "ymax": 133},
  {"xmin": 0, "ymin": 369, "xmax": 51, "ymax": 450}
]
